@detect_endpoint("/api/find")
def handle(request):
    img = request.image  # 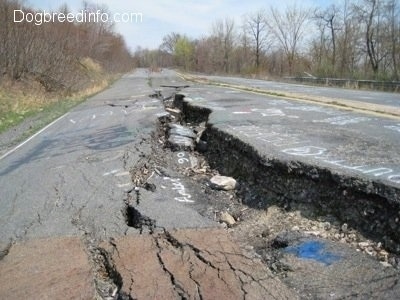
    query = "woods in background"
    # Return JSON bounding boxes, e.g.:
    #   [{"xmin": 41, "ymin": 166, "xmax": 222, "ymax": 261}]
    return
[
  {"xmin": 0, "ymin": 0, "xmax": 133, "ymax": 94},
  {"xmin": 135, "ymin": 0, "xmax": 400, "ymax": 81},
  {"xmin": 1, "ymin": 0, "xmax": 399, "ymax": 86}
]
